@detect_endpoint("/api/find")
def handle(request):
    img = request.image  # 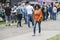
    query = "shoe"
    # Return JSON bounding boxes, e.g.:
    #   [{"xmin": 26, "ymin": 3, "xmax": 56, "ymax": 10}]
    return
[
  {"xmin": 28, "ymin": 27, "xmax": 30, "ymax": 28},
  {"xmin": 6, "ymin": 25, "xmax": 8, "ymax": 26},
  {"xmin": 12, "ymin": 21, "xmax": 14, "ymax": 23},
  {"xmin": 38, "ymin": 33, "xmax": 41, "ymax": 36},
  {"xmin": 32, "ymin": 34, "xmax": 35, "ymax": 36},
  {"xmin": 24, "ymin": 23, "xmax": 27, "ymax": 24},
  {"xmin": 11, "ymin": 24, "xmax": 13, "ymax": 25},
  {"xmin": 39, "ymin": 32, "xmax": 41, "ymax": 33},
  {"xmin": 17, "ymin": 25, "xmax": 19, "ymax": 27},
  {"xmin": 17, "ymin": 23, "xmax": 19, "ymax": 27},
  {"xmin": 9, "ymin": 24, "xmax": 11, "ymax": 26},
  {"xmin": 39, "ymin": 31, "xmax": 41, "ymax": 34},
  {"xmin": 20, "ymin": 26, "xmax": 22, "ymax": 27}
]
